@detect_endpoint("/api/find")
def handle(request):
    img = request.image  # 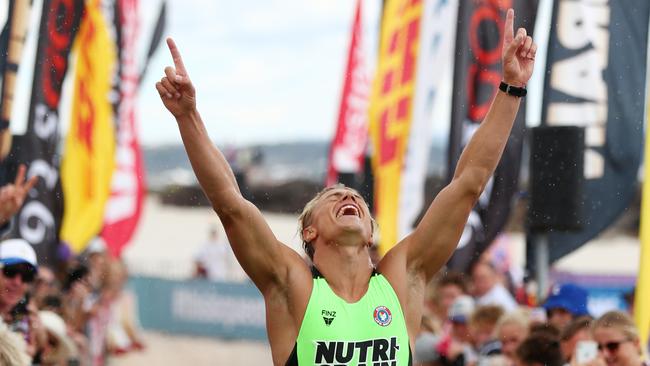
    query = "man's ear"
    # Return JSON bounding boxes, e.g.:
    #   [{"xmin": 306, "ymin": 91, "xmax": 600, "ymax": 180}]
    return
[{"xmin": 303, "ymin": 226, "xmax": 317, "ymax": 242}]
